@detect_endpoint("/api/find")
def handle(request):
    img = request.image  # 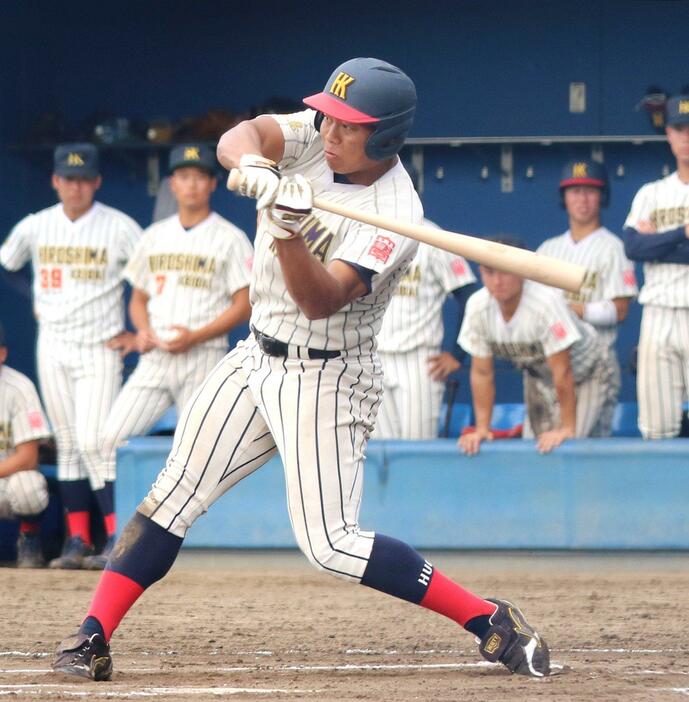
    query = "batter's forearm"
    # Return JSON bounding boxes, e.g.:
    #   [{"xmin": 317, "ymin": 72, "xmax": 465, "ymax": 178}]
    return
[{"xmin": 217, "ymin": 116, "xmax": 285, "ymax": 171}]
